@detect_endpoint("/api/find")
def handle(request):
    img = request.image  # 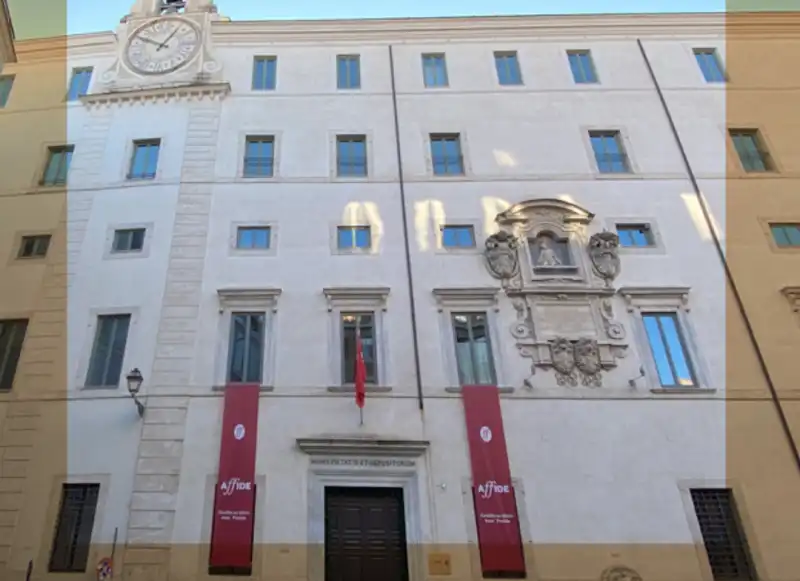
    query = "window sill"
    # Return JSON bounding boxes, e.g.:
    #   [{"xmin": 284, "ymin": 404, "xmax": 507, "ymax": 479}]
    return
[
  {"xmin": 81, "ymin": 384, "xmax": 120, "ymax": 390},
  {"xmin": 445, "ymin": 386, "xmax": 515, "ymax": 394},
  {"xmin": 650, "ymin": 388, "xmax": 717, "ymax": 395},
  {"xmin": 327, "ymin": 385, "xmax": 392, "ymax": 394},
  {"xmin": 212, "ymin": 384, "xmax": 274, "ymax": 392}
]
